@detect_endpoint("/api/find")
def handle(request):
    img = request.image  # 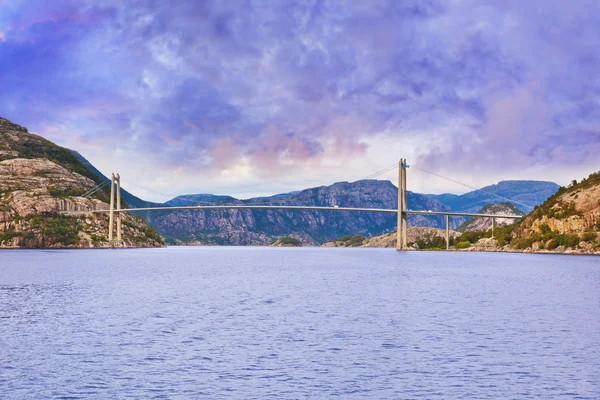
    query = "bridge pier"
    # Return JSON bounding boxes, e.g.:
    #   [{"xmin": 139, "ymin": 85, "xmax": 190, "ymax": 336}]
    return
[
  {"xmin": 108, "ymin": 173, "xmax": 115, "ymax": 241},
  {"xmin": 107, "ymin": 172, "xmax": 123, "ymax": 243},
  {"xmin": 116, "ymin": 173, "xmax": 122, "ymax": 241},
  {"xmin": 396, "ymin": 158, "xmax": 408, "ymax": 250},
  {"xmin": 446, "ymin": 214, "xmax": 450, "ymax": 250}
]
